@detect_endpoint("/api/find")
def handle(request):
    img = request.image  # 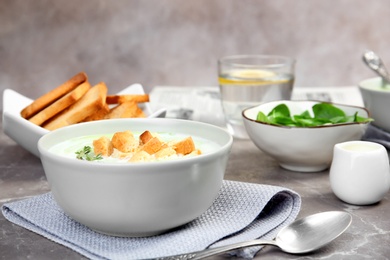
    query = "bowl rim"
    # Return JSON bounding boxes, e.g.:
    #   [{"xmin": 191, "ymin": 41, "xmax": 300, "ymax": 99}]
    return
[
  {"xmin": 358, "ymin": 77, "xmax": 390, "ymax": 92},
  {"xmin": 242, "ymin": 100, "xmax": 371, "ymax": 129},
  {"xmin": 38, "ymin": 118, "xmax": 233, "ymax": 168}
]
